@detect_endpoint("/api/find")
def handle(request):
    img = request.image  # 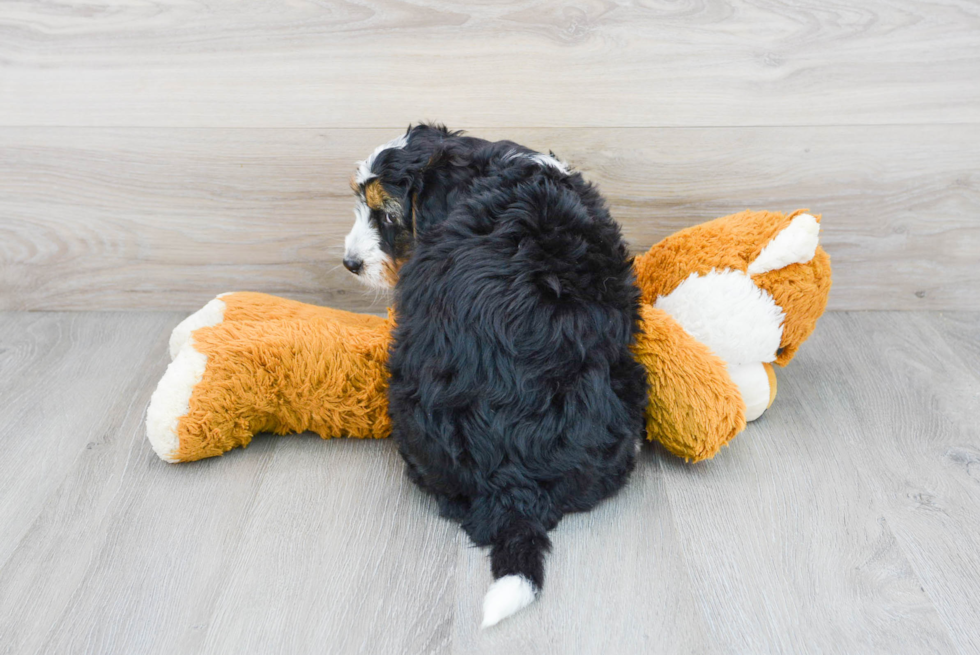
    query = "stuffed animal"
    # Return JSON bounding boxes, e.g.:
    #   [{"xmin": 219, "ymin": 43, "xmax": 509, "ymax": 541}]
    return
[{"xmin": 146, "ymin": 209, "xmax": 830, "ymax": 464}]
